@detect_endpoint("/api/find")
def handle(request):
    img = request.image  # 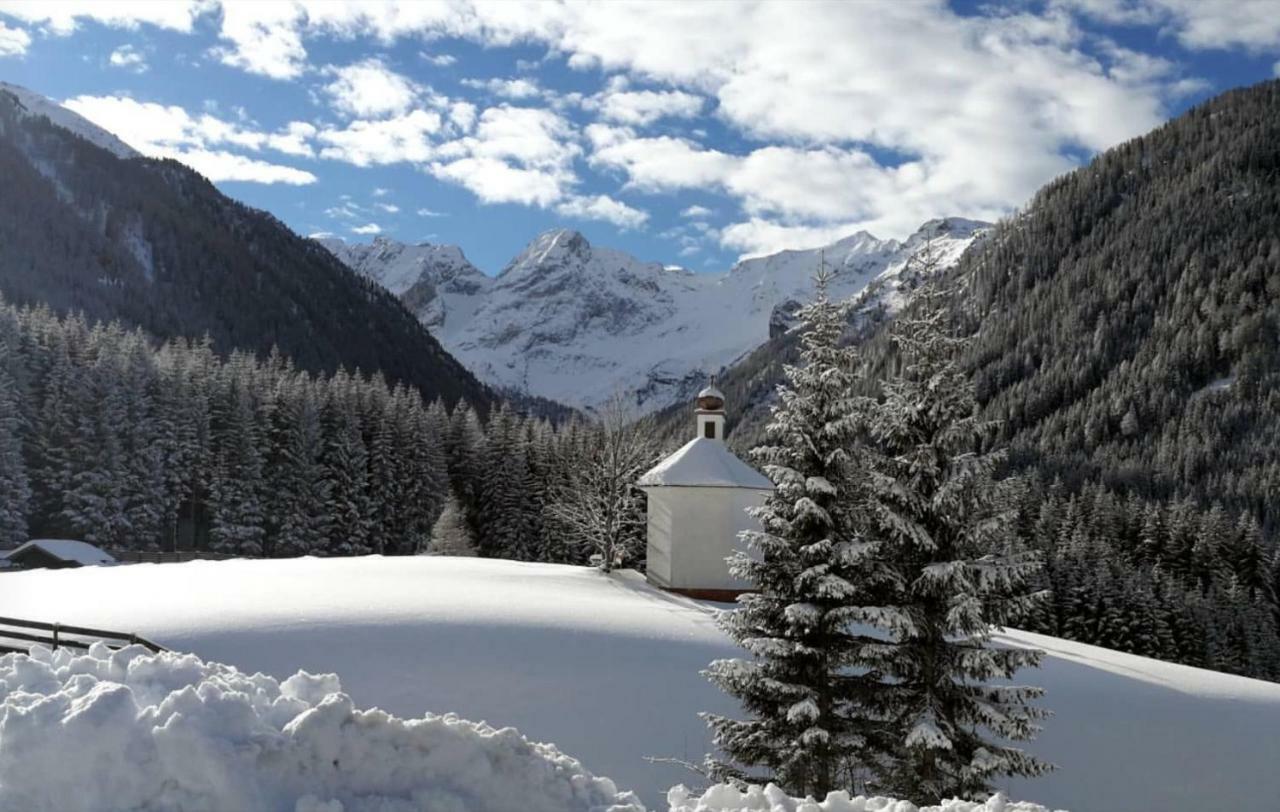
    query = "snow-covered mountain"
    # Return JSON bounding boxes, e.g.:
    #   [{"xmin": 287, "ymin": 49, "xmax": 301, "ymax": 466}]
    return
[
  {"xmin": 321, "ymin": 218, "xmax": 988, "ymax": 412},
  {"xmin": 0, "ymin": 81, "xmax": 138, "ymax": 159},
  {"xmin": 317, "ymin": 237, "xmax": 490, "ymax": 332}
]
